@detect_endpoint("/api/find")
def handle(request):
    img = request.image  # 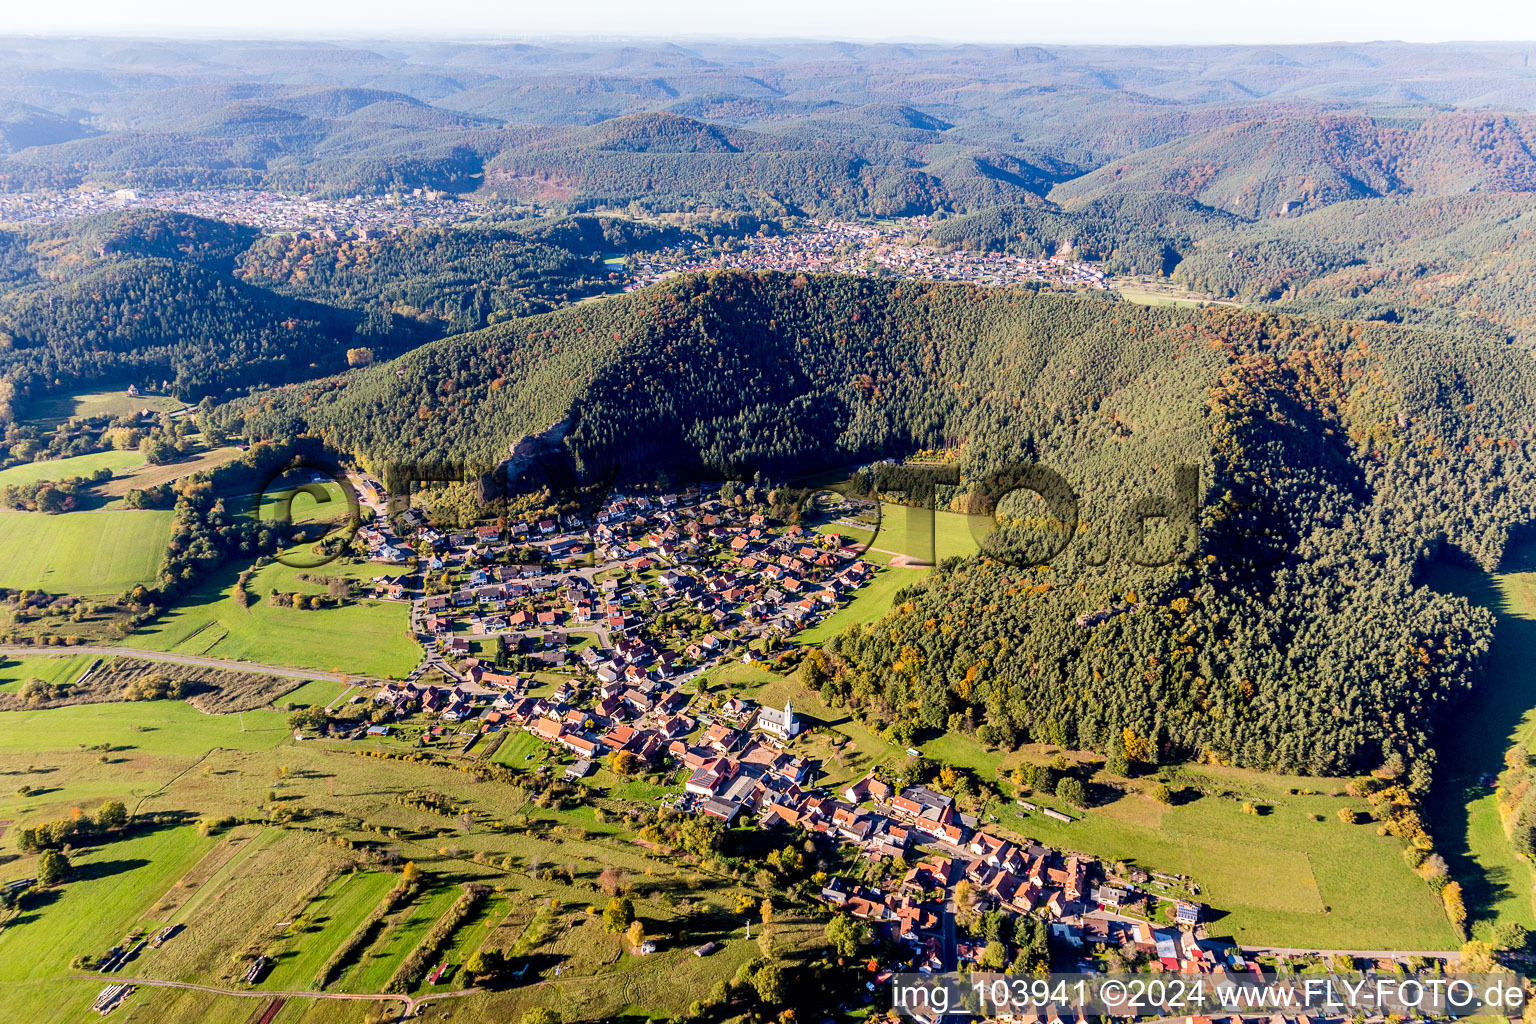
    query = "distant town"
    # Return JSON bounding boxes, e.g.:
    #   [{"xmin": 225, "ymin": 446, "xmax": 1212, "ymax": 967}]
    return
[
  {"xmin": 0, "ymin": 186, "xmax": 481, "ymax": 234},
  {"xmin": 0, "ymin": 187, "xmax": 1109, "ymax": 294},
  {"xmin": 626, "ymin": 219, "xmax": 1109, "ymax": 292}
]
